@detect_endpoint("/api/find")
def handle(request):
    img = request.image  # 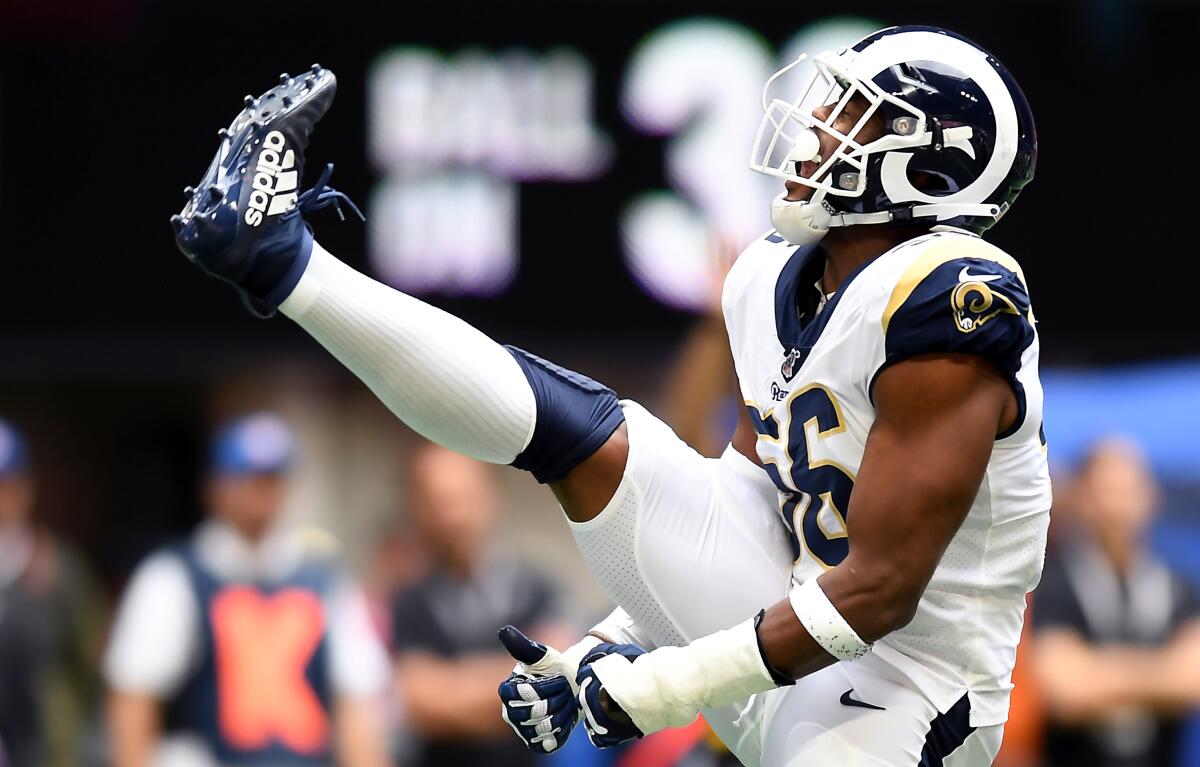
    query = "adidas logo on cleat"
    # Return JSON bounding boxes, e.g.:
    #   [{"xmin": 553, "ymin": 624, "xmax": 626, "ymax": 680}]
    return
[{"xmin": 244, "ymin": 131, "xmax": 299, "ymax": 227}]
